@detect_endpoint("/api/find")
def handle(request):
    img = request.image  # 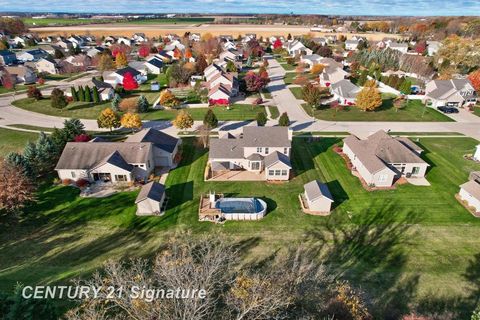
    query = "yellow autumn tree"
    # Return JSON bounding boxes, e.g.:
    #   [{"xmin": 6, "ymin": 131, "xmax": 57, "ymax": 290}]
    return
[
  {"xmin": 355, "ymin": 87, "xmax": 382, "ymax": 111},
  {"xmin": 115, "ymin": 52, "xmax": 128, "ymax": 68},
  {"xmin": 172, "ymin": 110, "xmax": 194, "ymax": 130},
  {"xmin": 120, "ymin": 112, "xmax": 142, "ymax": 132},
  {"xmin": 310, "ymin": 64, "xmax": 325, "ymax": 75}
]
